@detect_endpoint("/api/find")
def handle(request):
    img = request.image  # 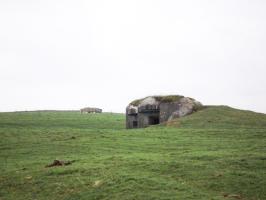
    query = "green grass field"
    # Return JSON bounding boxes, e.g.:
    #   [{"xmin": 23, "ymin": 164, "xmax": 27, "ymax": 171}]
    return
[{"xmin": 0, "ymin": 106, "xmax": 266, "ymax": 200}]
